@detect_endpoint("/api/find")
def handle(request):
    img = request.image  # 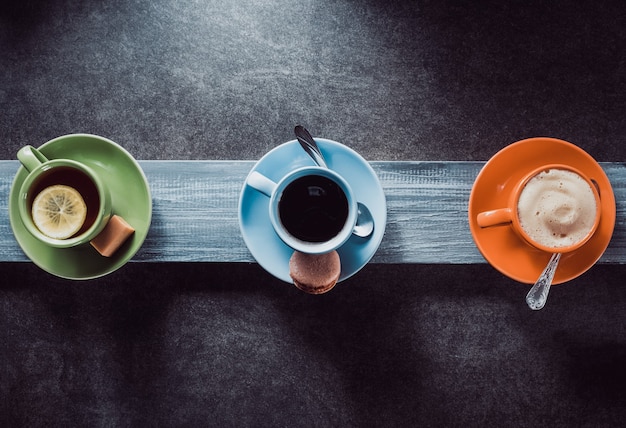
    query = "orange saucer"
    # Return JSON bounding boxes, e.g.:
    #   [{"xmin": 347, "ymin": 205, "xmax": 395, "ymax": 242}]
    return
[{"xmin": 468, "ymin": 137, "xmax": 616, "ymax": 284}]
